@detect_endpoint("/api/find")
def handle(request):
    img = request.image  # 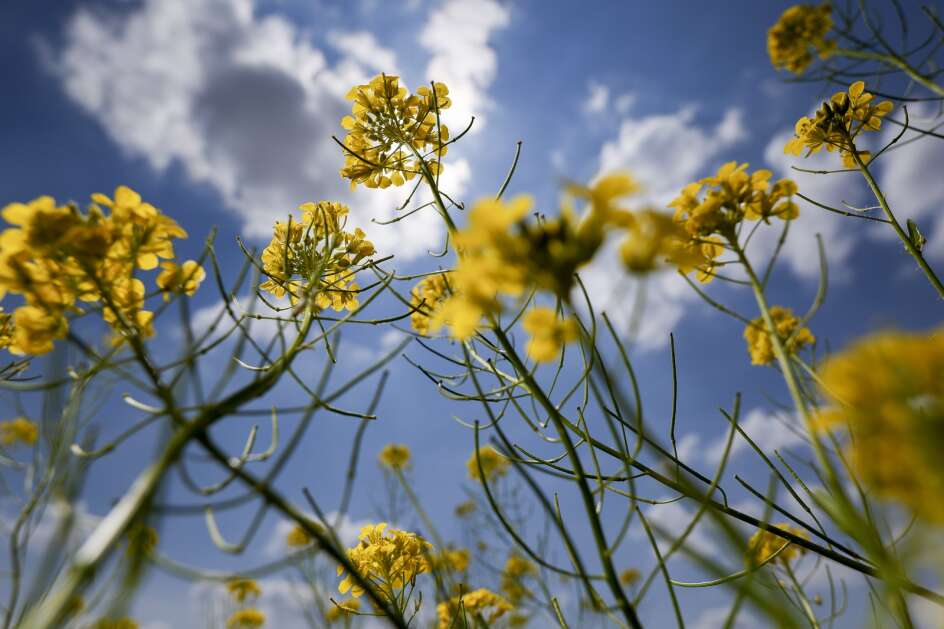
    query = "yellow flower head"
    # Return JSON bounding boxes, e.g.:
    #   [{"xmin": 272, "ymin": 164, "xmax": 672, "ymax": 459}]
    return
[
  {"xmin": 816, "ymin": 326, "xmax": 944, "ymax": 522},
  {"xmin": 226, "ymin": 608, "xmax": 266, "ymax": 628},
  {"xmin": 378, "ymin": 443, "xmax": 412, "ymax": 470},
  {"xmin": 502, "ymin": 553, "xmax": 537, "ymax": 604},
  {"xmin": 436, "ymin": 588, "xmax": 513, "ymax": 629},
  {"xmin": 92, "ymin": 618, "xmax": 139, "ymax": 629},
  {"xmin": 409, "ymin": 273, "xmax": 451, "ymax": 336},
  {"xmin": 768, "ymin": 3, "xmax": 835, "ymax": 74},
  {"xmin": 433, "ymin": 547, "xmax": 470, "ymax": 574},
  {"xmin": 226, "ymin": 578, "xmax": 262, "ymax": 603},
  {"xmin": 9, "ymin": 306, "xmax": 68, "ymax": 356},
  {"xmin": 286, "ymin": 520, "xmax": 323, "ymax": 548},
  {"xmin": 454, "ymin": 500, "xmax": 476, "ymax": 517},
  {"xmin": 340, "ymin": 74, "xmax": 451, "ymax": 189},
  {"xmin": 466, "ymin": 445, "xmax": 510, "ymax": 482},
  {"xmin": 618, "ymin": 210, "xmax": 701, "ymax": 274},
  {"xmin": 0, "ymin": 308, "xmax": 13, "ymax": 350},
  {"xmin": 619, "ymin": 568, "xmax": 641, "ymax": 587},
  {"xmin": 746, "ymin": 524, "xmax": 809, "ymax": 566},
  {"xmin": 336, "ymin": 523, "xmax": 432, "ymax": 601},
  {"xmin": 0, "ymin": 417, "xmax": 38, "ymax": 447},
  {"xmin": 743, "ymin": 306, "xmax": 815, "ymax": 366},
  {"xmin": 522, "ymin": 307, "xmax": 579, "ymax": 363},
  {"xmin": 155, "ymin": 260, "xmax": 205, "ymax": 300},
  {"xmin": 326, "ymin": 599, "xmax": 360, "ymax": 623}
]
